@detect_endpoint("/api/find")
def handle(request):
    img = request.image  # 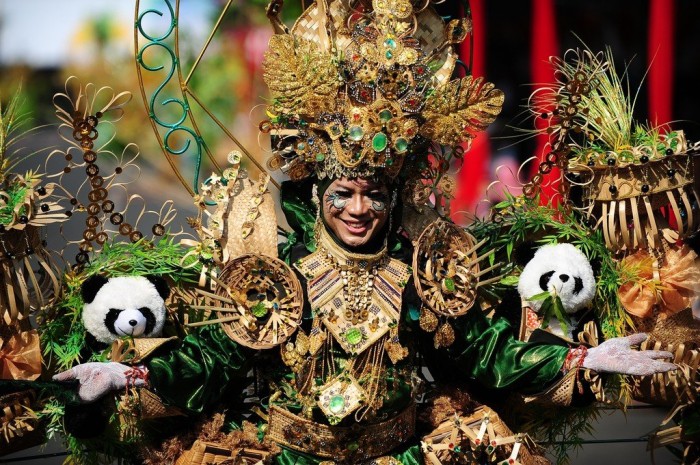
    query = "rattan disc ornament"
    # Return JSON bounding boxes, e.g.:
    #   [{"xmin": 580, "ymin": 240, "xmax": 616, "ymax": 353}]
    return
[
  {"xmin": 195, "ymin": 254, "xmax": 303, "ymax": 350},
  {"xmin": 413, "ymin": 220, "xmax": 498, "ymax": 348},
  {"xmin": 413, "ymin": 220, "xmax": 497, "ymax": 318}
]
